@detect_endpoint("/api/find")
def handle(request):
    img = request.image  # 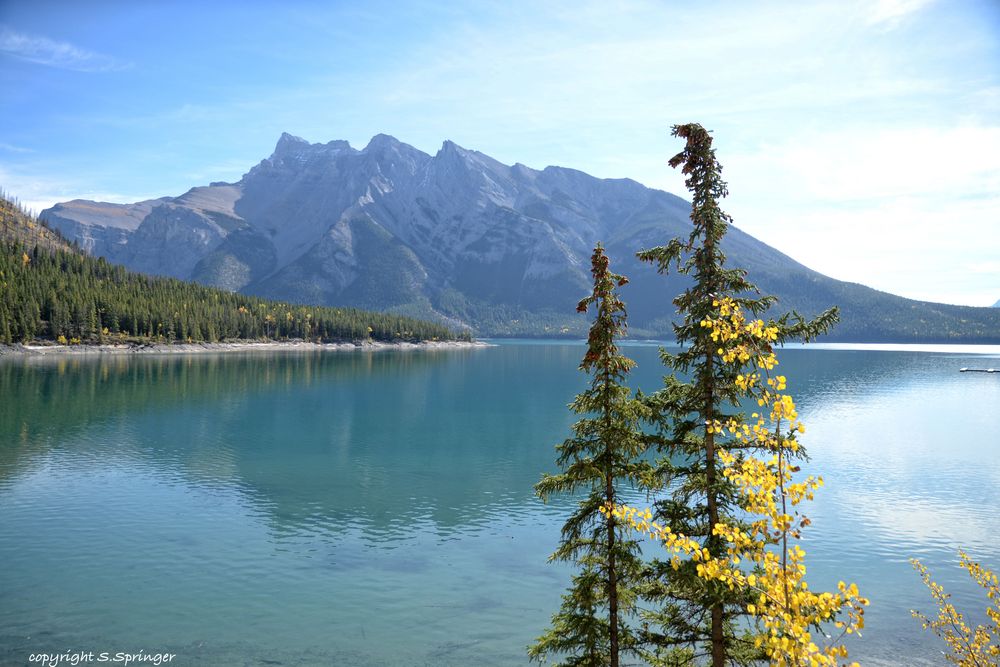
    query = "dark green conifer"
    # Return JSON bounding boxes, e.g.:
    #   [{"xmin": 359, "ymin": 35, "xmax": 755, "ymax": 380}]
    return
[
  {"xmin": 530, "ymin": 244, "xmax": 652, "ymax": 667},
  {"xmin": 636, "ymin": 124, "xmax": 838, "ymax": 666},
  {"xmin": 0, "ymin": 191, "xmax": 465, "ymax": 346}
]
